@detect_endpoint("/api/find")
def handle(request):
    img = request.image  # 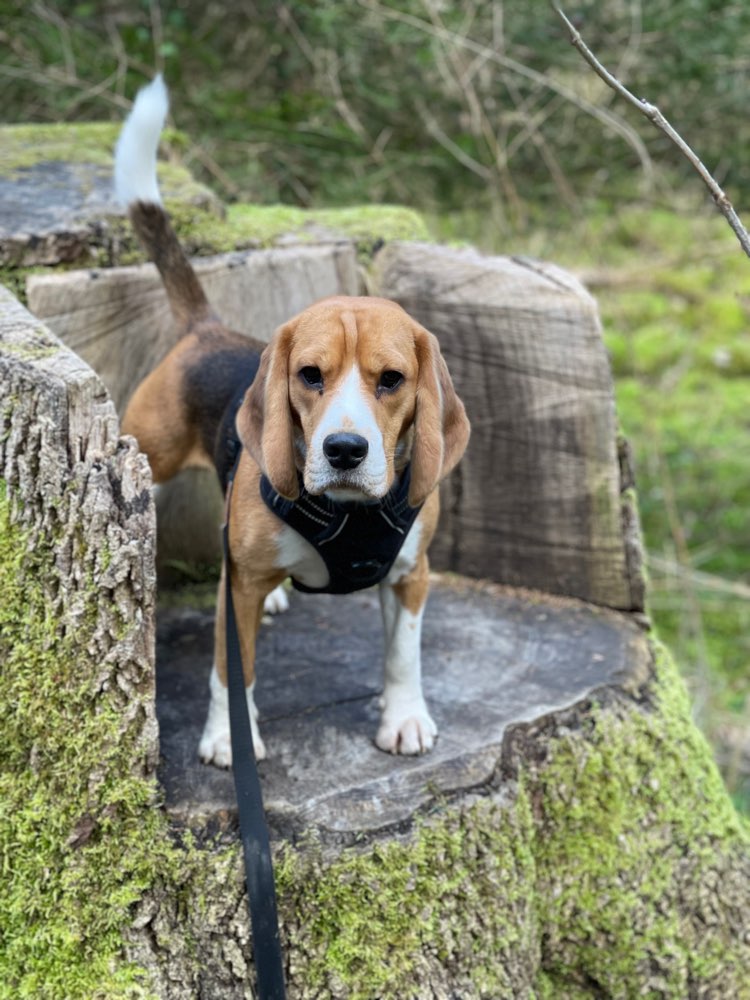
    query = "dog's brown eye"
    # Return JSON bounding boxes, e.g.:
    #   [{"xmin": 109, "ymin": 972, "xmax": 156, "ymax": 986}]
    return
[
  {"xmin": 378, "ymin": 370, "xmax": 403, "ymax": 392},
  {"xmin": 299, "ymin": 366, "xmax": 323, "ymax": 389}
]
